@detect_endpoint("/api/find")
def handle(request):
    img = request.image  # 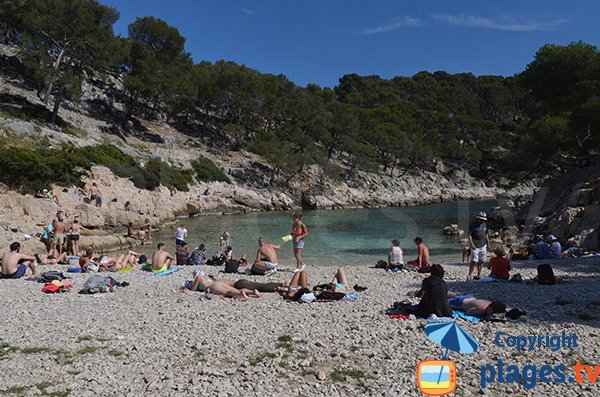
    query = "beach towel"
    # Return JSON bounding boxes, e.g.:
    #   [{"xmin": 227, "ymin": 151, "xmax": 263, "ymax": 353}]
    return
[
  {"xmin": 452, "ymin": 310, "xmax": 481, "ymax": 323},
  {"xmin": 388, "ymin": 313, "xmax": 409, "ymax": 320},
  {"xmin": 42, "ymin": 280, "xmax": 73, "ymax": 293},
  {"xmin": 342, "ymin": 291, "xmax": 359, "ymax": 301},
  {"xmin": 149, "ymin": 267, "xmax": 180, "ymax": 276},
  {"xmin": 116, "ymin": 267, "xmax": 134, "ymax": 273},
  {"xmin": 67, "ymin": 267, "xmax": 85, "ymax": 273}
]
